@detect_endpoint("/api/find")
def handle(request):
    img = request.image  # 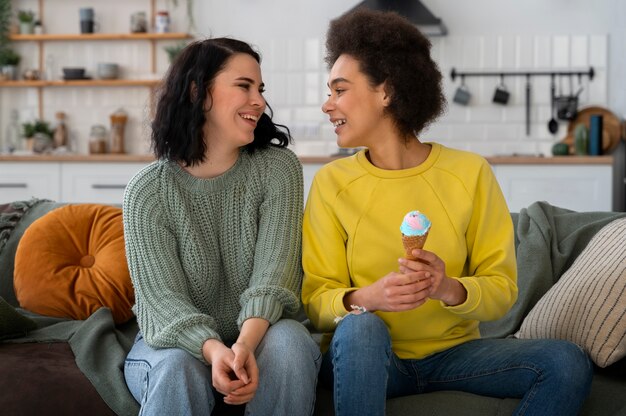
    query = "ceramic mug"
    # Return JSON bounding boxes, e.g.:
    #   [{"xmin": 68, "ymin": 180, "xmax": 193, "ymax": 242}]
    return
[
  {"xmin": 79, "ymin": 8, "xmax": 95, "ymax": 33},
  {"xmin": 453, "ymin": 85, "xmax": 471, "ymax": 106},
  {"xmin": 97, "ymin": 63, "xmax": 119, "ymax": 79},
  {"xmin": 79, "ymin": 8, "xmax": 94, "ymax": 20},
  {"xmin": 492, "ymin": 83, "xmax": 510, "ymax": 105}
]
